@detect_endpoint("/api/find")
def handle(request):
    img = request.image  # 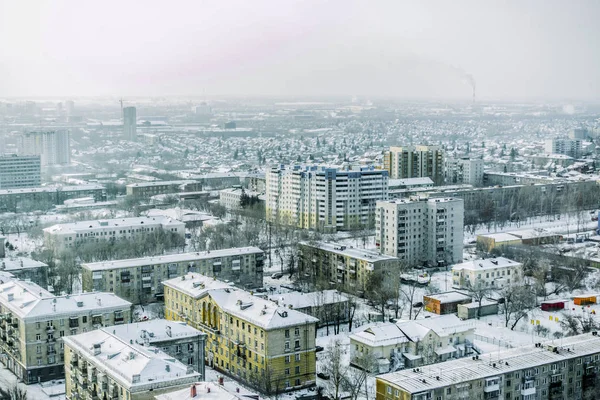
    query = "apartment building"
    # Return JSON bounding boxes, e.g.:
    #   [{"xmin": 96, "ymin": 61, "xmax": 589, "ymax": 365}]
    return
[
  {"xmin": 219, "ymin": 187, "xmax": 264, "ymax": 210},
  {"xmin": 0, "ymin": 154, "xmax": 41, "ymax": 189},
  {"xmin": 266, "ymin": 165, "xmax": 388, "ymax": 231},
  {"xmin": 376, "ymin": 332, "xmax": 600, "ymax": 400},
  {"xmin": 123, "ymin": 106, "xmax": 137, "ymax": 140},
  {"xmin": 267, "ymin": 290, "xmax": 350, "ymax": 329},
  {"xmin": 376, "ymin": 197, "xmax": 464, "ymax": 267},
  {"xmin": 0, "ymin": 257, "xmax": 48, "ymax": 288},
  {"xmin": 0, "ymin": 184, "xmax": 106, "ymax": 212},
  {"xmin": 545, "ymin": 138, "xmax": 583, "ymax": 158},
  {"xmin": 163, "ymin": 273, "xmax": 319, "ymax": 394},
  {"xmin": 19, "ymin": 130, "xmax": 71, "ymax": 166},
  {"xmin": 0, "ymin": 280, "xmax": 132, "ymax": 384},
  {"xmin": 126, "ymin": 180, "xmax": 202, "ymax": 198},
  {"xmin": 104, "ymin": 319, "xmax": 206, "ymax": 379},
  {"xmin": 298, "ymin": 241, "xmax": 401, "ymax": 293},
  {"xmin": 383, "ymin": 146, "xmax": 444, "ymax": 185},
  {"xmin": 443, "ymin": 157, "xmax": 484, "ymax": 186},
  {"xmin": 81, "ymin": 247, "xmax": 265, "ymax": 303},
  {"xmin": 452, "ymin": 257, "xmax": 522, "ymax": 289},
  {"xmin": 43, "ymin": 216, "xmax": 185, "ymax": 251},
  {"xmin": 350, "ymin": 315, "xmax": 474, "ymax": 373},
  {"xmin": 64, "ymin": 328, "xmax": 200, "ymax": 400}
]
